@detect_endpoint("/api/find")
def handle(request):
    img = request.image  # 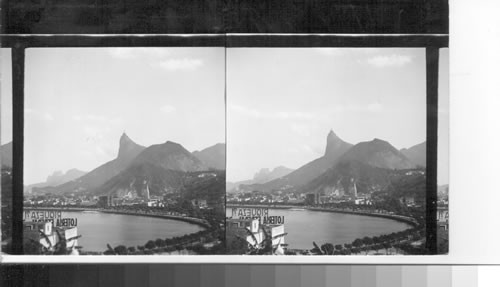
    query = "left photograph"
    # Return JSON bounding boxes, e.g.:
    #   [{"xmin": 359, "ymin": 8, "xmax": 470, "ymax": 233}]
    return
[{"xmin": 2, "ymin": 47, "xmax": 226, "ymax": 255}]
